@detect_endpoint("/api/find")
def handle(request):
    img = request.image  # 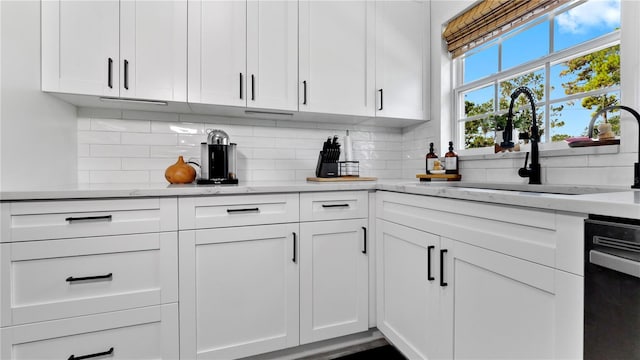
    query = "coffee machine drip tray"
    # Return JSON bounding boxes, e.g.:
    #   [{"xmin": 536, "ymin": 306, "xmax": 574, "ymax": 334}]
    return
[{"xmin": 196, "ymin": 178, "xmax": 239, "ymax": 185}]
